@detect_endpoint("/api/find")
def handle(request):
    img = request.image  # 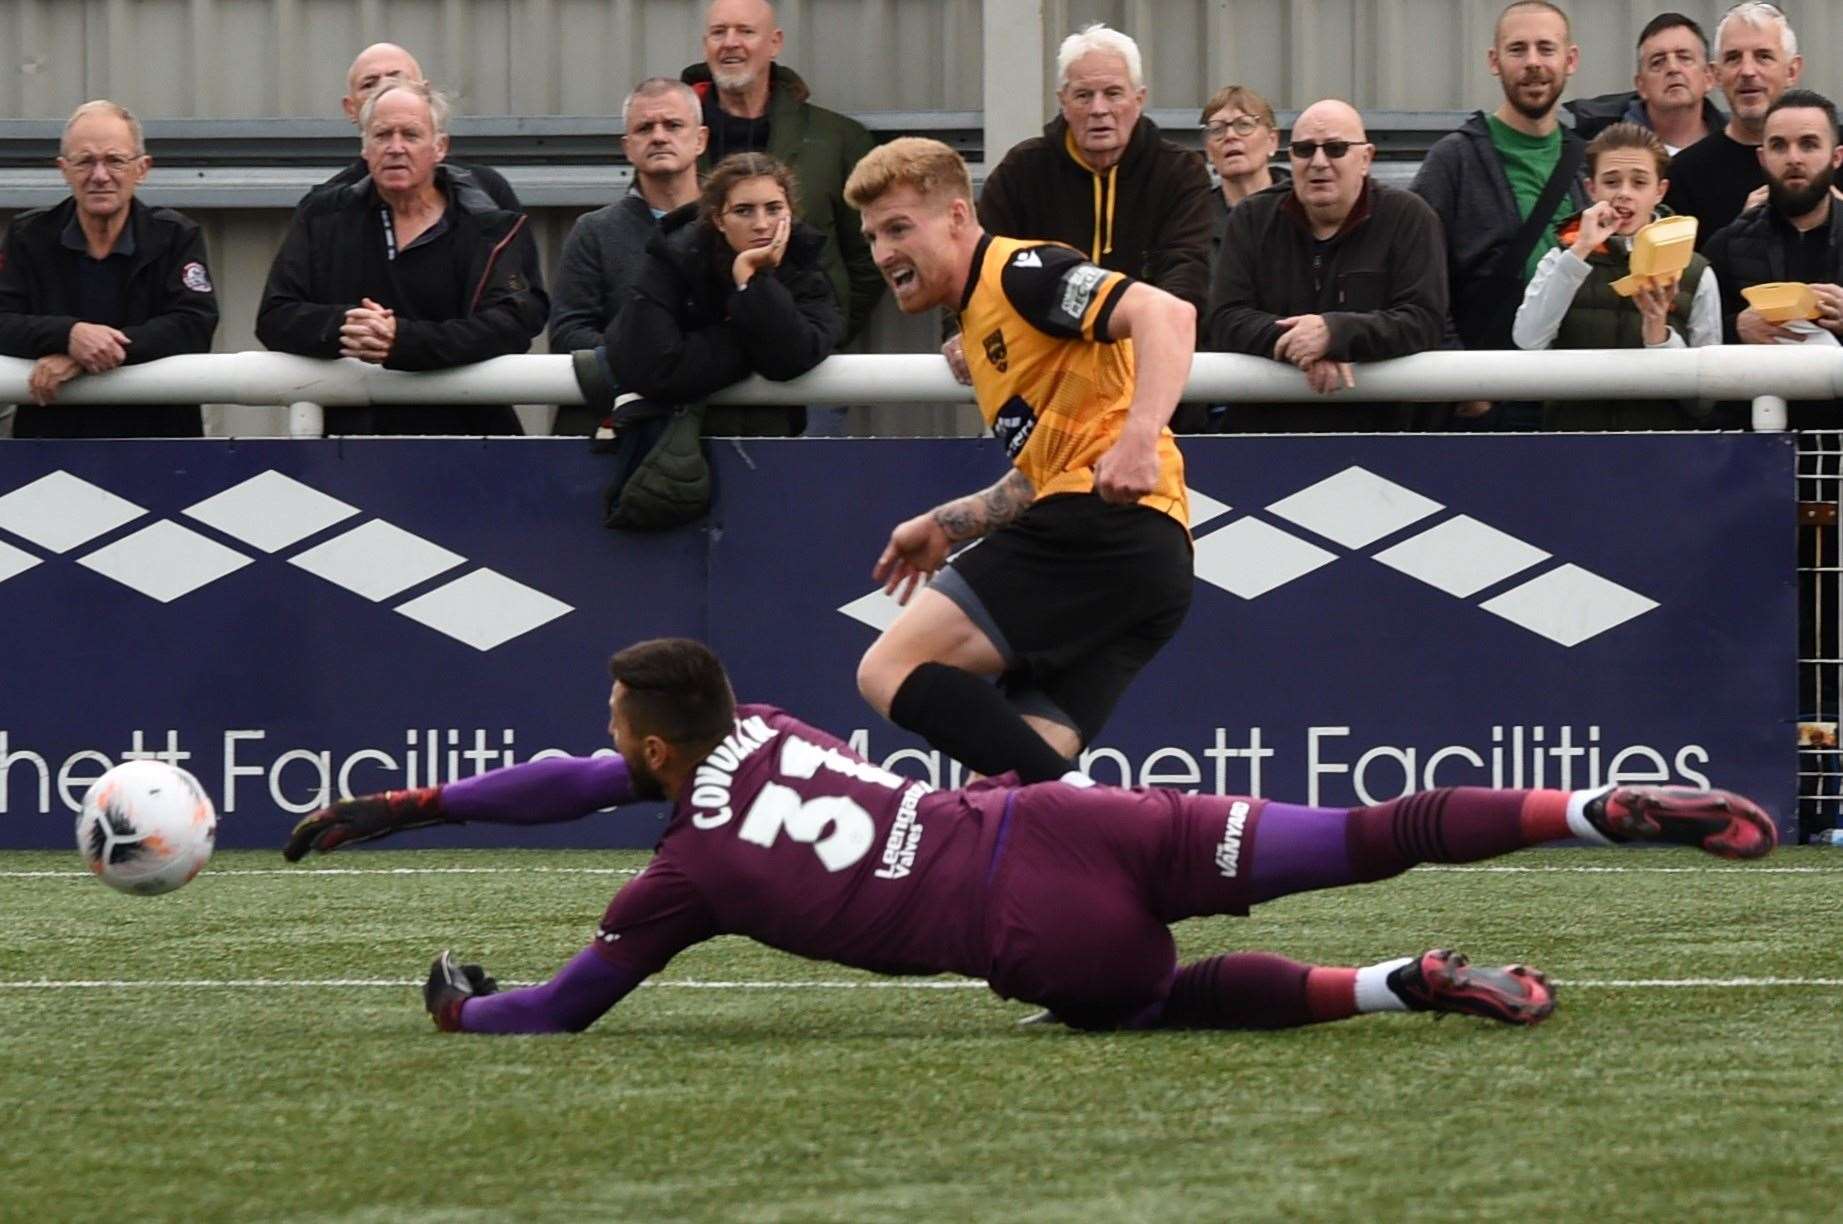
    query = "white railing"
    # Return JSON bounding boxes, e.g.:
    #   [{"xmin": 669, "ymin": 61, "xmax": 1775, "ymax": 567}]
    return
[{"xmin": 1, "ymin": 347, "xmax": 1837, "ymax": 435}]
